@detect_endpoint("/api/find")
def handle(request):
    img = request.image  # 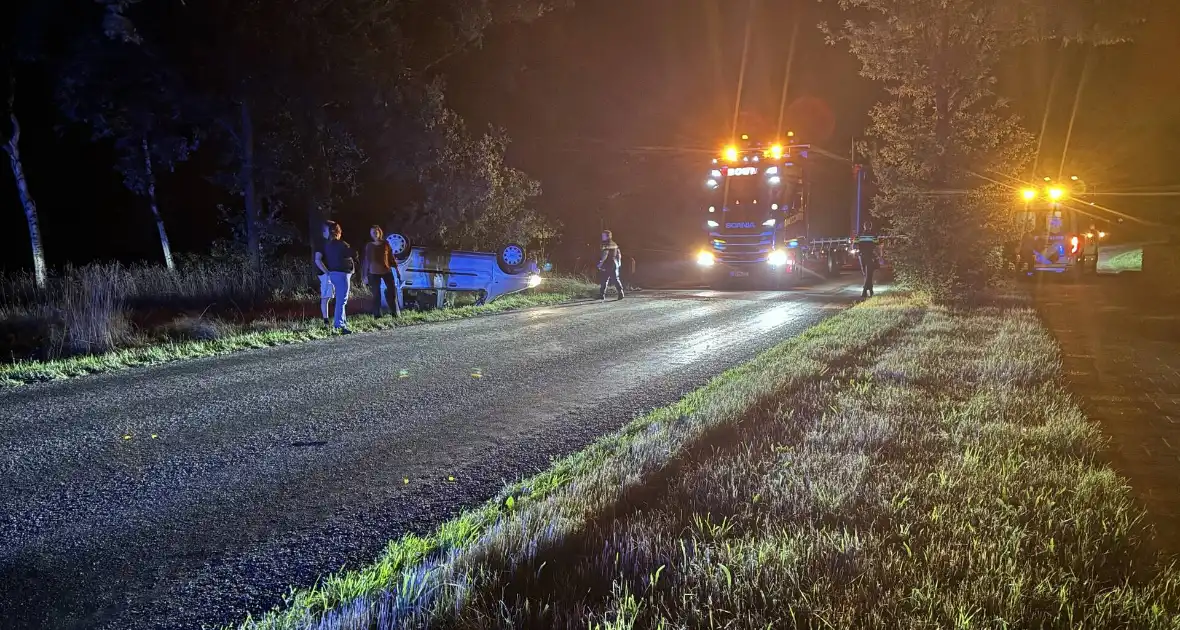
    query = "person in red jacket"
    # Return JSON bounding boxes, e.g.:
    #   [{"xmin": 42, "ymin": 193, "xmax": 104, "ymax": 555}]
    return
[{"xmin": 362, "ymin": 226, "xmax": 401, "ymax": 318}]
